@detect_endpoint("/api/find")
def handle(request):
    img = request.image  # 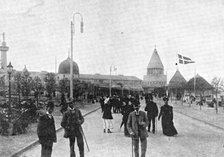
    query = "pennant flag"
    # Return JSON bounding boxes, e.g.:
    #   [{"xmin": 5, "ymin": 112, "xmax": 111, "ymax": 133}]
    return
[{"xmin": 178, "ymin": 54, "xmax": 195, "ymax": 64}]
